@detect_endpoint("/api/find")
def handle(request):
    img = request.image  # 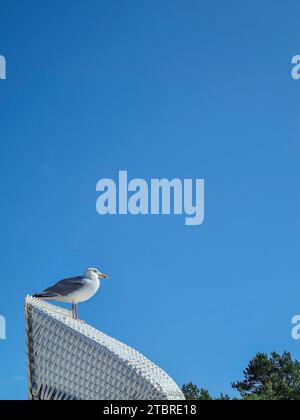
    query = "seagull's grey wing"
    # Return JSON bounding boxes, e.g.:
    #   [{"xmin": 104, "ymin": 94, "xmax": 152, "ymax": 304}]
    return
[{"xmin": 36, "ymin": 276, "xmax": 85, "ymax": 298}]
